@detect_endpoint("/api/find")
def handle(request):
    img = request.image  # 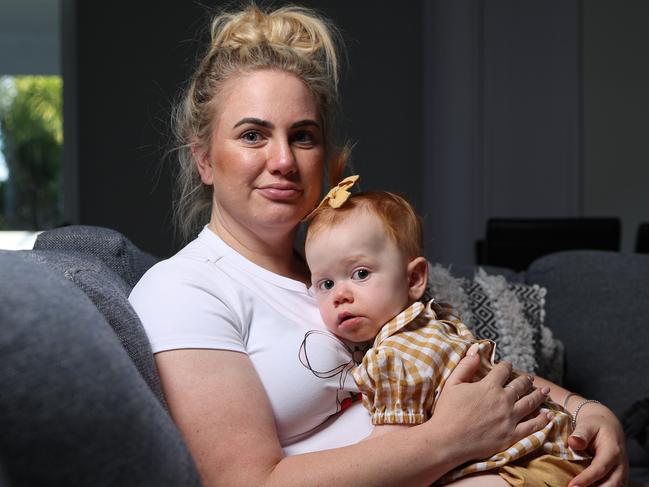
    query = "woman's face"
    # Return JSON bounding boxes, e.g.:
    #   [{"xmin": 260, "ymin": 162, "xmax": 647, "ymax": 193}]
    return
[{"xmin": 196, "ymin": 69, "xmax": 325, "ymax": 240}]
